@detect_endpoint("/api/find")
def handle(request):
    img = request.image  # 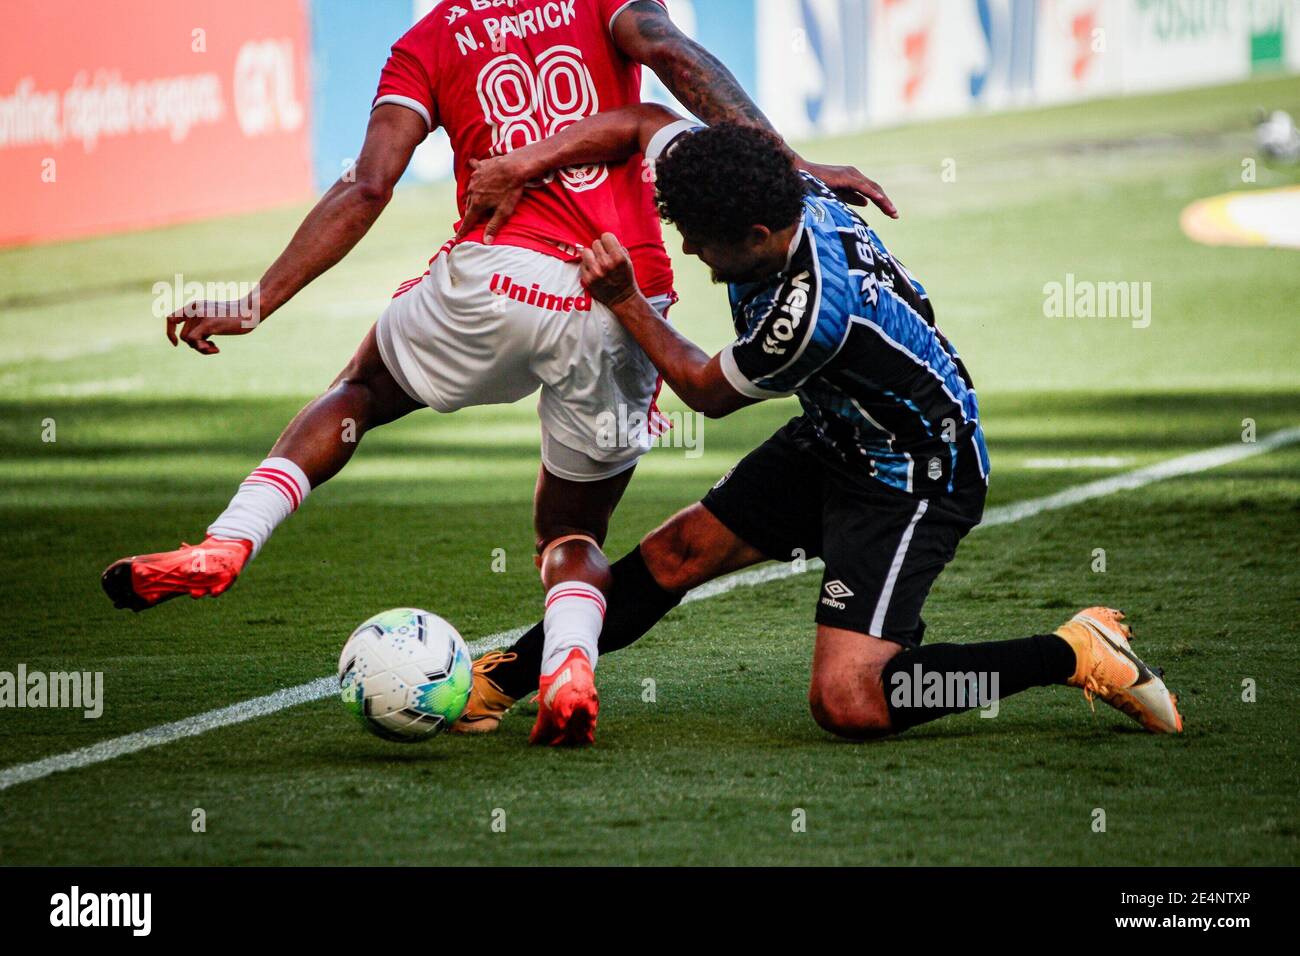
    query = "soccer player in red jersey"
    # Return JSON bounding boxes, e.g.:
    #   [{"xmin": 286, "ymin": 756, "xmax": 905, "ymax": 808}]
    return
[{"xmin": 102, "ymin": 1, "xmax": 895, "ymax": 745}]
